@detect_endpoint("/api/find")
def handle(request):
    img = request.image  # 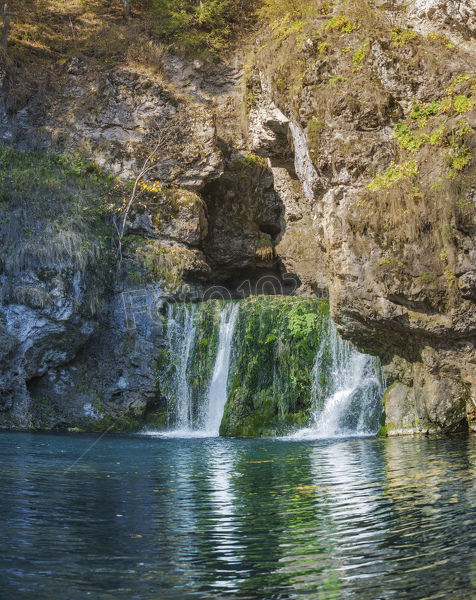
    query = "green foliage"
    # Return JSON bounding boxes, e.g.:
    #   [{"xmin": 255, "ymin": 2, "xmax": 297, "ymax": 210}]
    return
[
  {"xmin": 446, "ymin": 73, "xmax": 476, "ymax": 95},
  {"xmin": 438, "ymin": 94, "xmax": 476, "ymax": 117},
  {"xmin": 393, "ymin": 96, "xmax": 473, "ymax": 179},
  {"xmin": 409, "ymin": 100, "xmax": 440, "ymax": 126},
  {"xmin": 449, "ymin": 146, "xmax": 472, "ymax": 178},
  {"xmin": 368, "ymin": 160, "xmax": 418, "ymax": 191},
  {"xmin": 390, "ymin": 26, "xmax": 416, "ymax": 46},
  {"xmin": 428, "ymin": 124, "xmax": 445, "ymax": 145},
  {"xmin": 287, "ymin": 304, "xmax": 317, "ymax": 337},
  {"xmin": 444, "ymin": 265, "xmax": 457, "ymax": 288},
  {"xmin": 322, "ymin": 15, "xmax": 356, "ymax": 34},
  {"xmin": 393, "ymin": 122, "xmax": 424, "ymax": 152},
  {"xmin": 352, "ymin": 42, "xmax": 368, "ymax": 65},
  {"xmin": 453, "ymin": 95, "xmax": 476, "ymax": 114},
  {"xmin": 328, "ymin": 75, "xmax": 346, "ymax": 85},
  {"xmin": 394, "ymin": 121, "xmax": 445, "ymax": 151},
  {"xmin": 242, "ymin": 153, "xmax": 267, "ymax": 168},
  {"xmin": 427, "ymin": 32, "xmax": 455, "ymax": 49},
  {"xmin": 318, "ymin": 41, "xmax": 330, "ymax": 53},
  {"xmin": 0, "ymin": 145, "xmax": 116, "ymax": 310},
  {"xmin": 455, "ymin": 120, "xmax": 473, "ymax": 137}
]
